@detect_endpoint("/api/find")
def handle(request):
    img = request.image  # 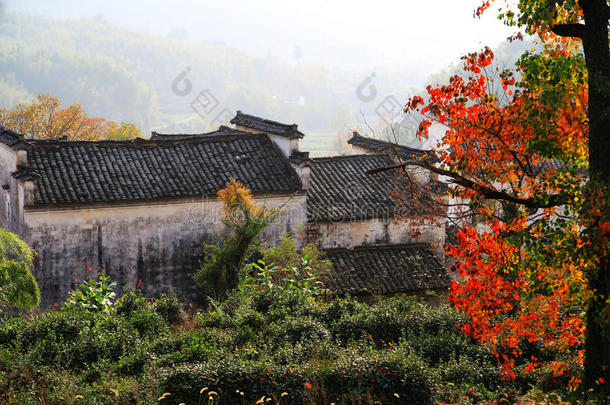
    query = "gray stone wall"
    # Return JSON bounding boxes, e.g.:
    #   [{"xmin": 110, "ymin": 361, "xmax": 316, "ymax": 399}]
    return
[{"xmin": 25, "ymin": 193, "xmax": 306, "ymax": 309}]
